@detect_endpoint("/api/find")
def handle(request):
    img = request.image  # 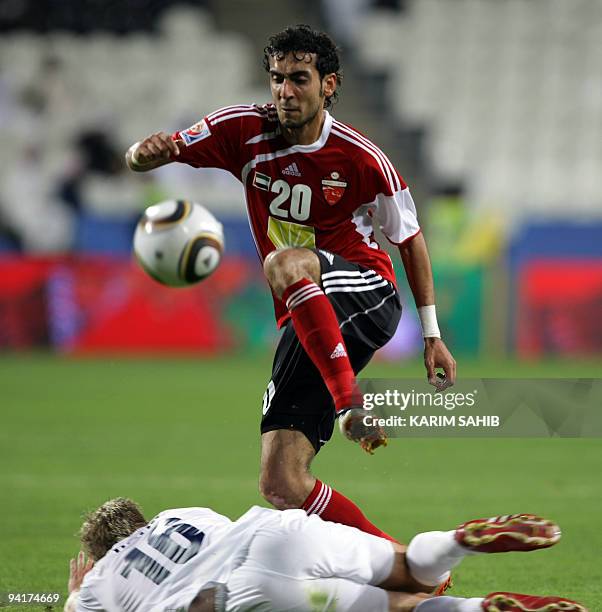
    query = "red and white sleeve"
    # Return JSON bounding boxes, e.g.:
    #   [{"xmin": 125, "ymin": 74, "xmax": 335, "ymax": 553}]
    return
[
  {"xmin": 171, "ymin": 107, "xmax": 241, "ymax": 175},
  {"xmin": 363, "ymin": 155, "xmax": 420, "ymax": 245}
]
